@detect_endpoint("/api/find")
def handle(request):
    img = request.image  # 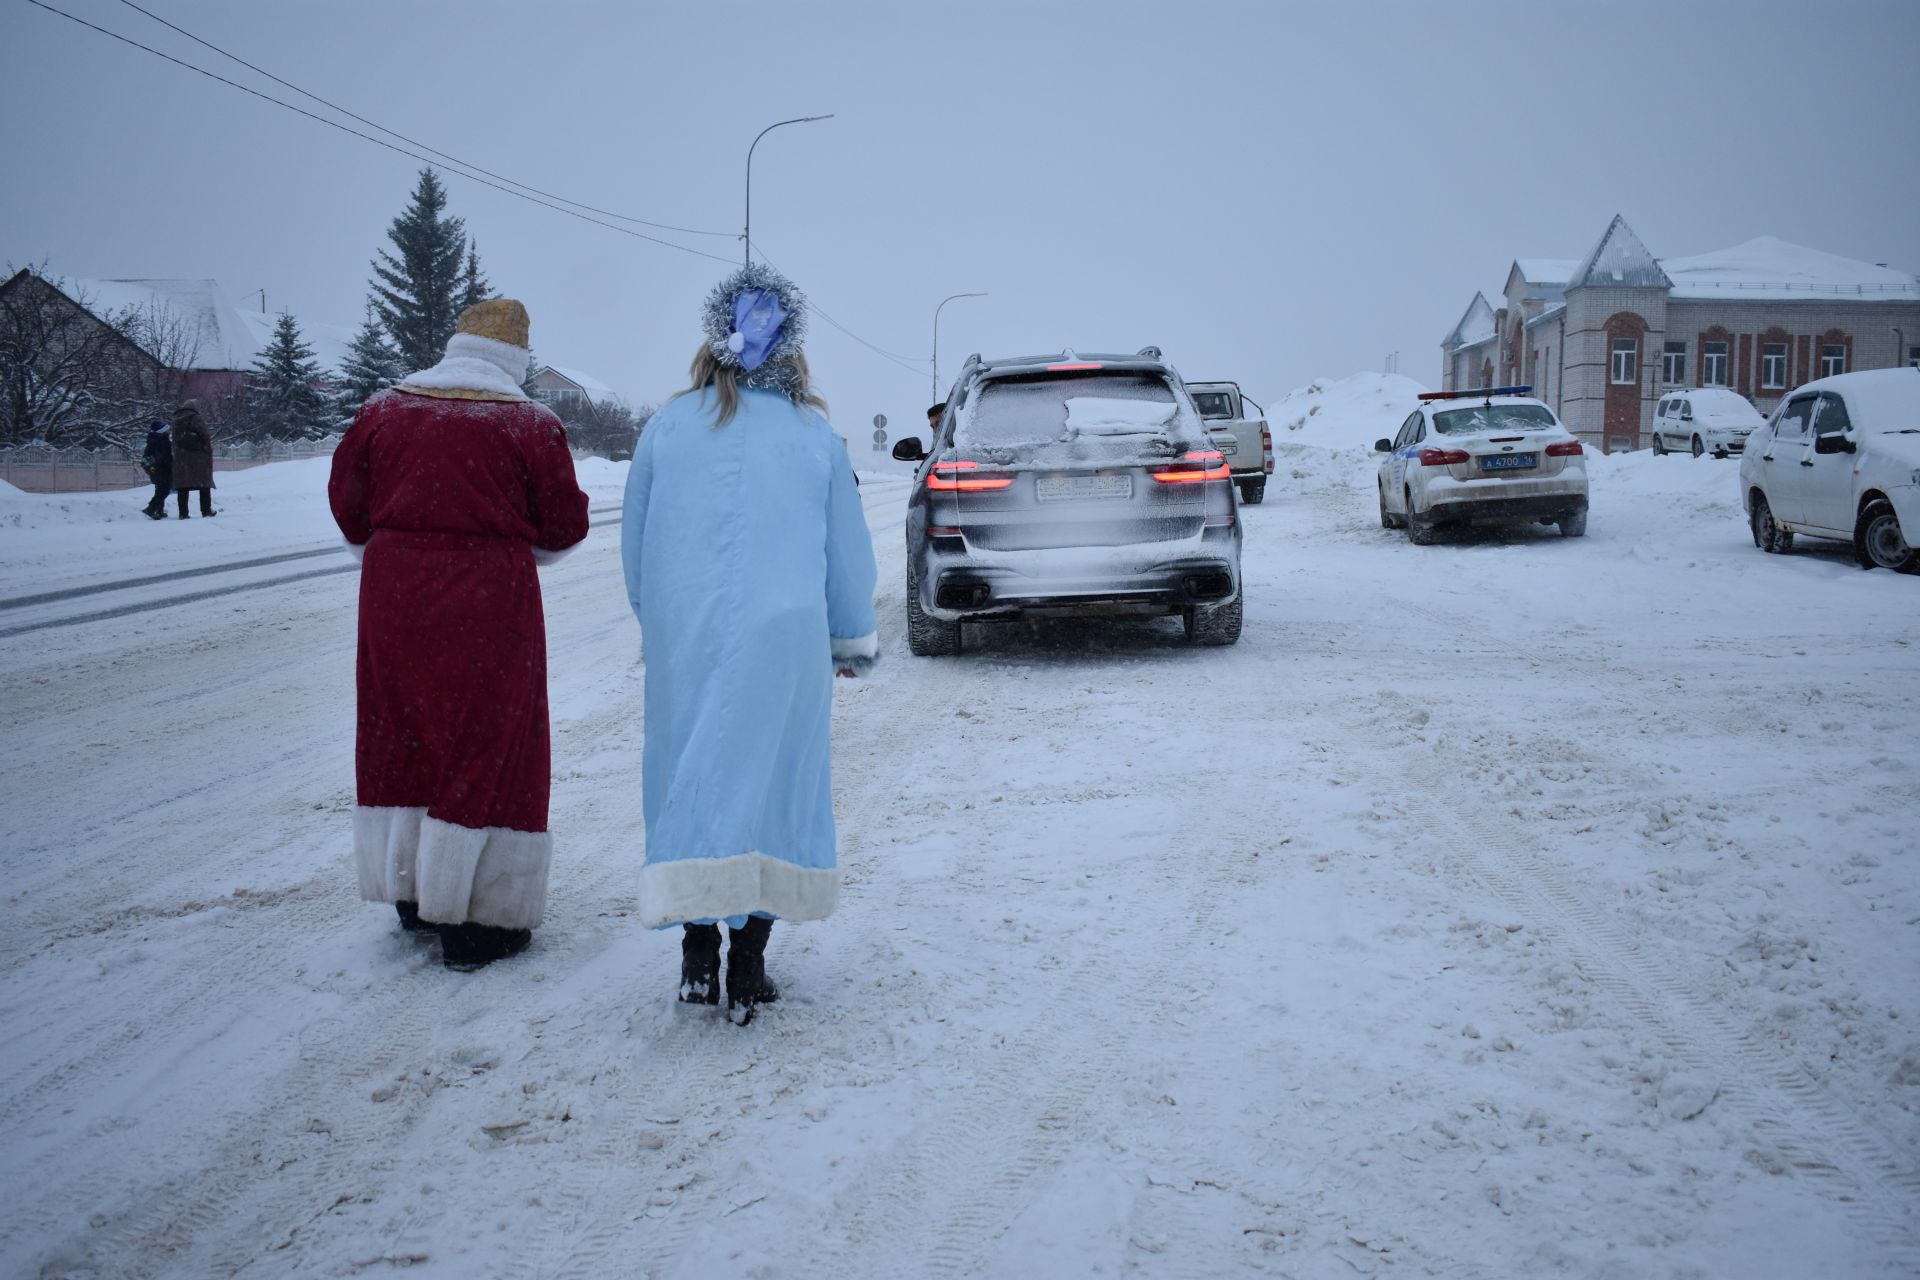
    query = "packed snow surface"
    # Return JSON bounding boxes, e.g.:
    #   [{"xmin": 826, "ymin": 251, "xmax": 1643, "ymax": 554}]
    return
[{"xmin": 1, "ymin": 418, "xmax": 1917, "ymax": 1277}]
